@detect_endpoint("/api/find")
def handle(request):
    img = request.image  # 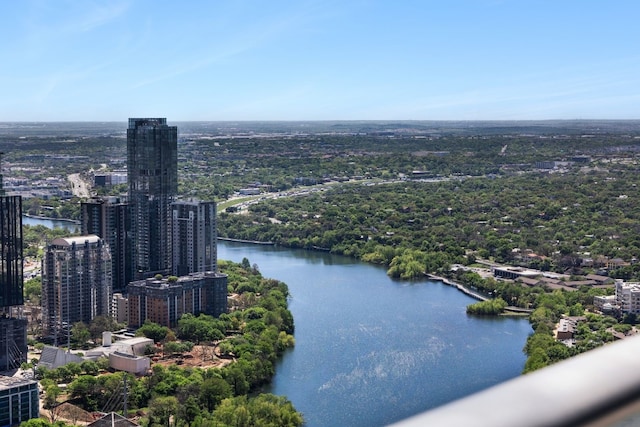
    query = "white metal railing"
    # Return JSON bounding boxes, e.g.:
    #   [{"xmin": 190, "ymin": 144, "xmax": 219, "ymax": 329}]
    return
[{"xmin": 389, "ymin": 334, "xmax": 640, "ymax": 427}]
